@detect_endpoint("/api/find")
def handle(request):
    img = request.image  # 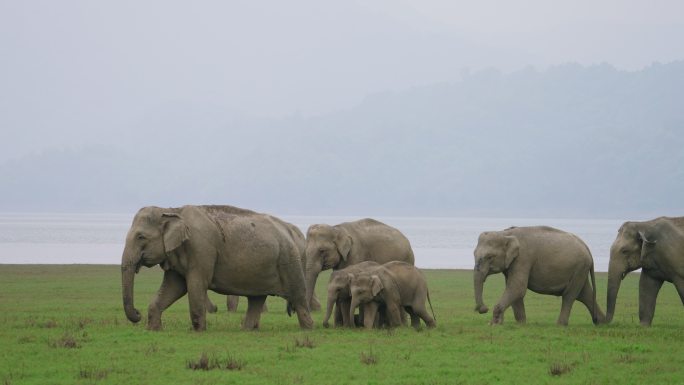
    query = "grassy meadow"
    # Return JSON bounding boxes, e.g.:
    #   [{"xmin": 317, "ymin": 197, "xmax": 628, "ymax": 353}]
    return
[{"xmin": 1, "ymin": 265, "xmax": 684, "ymax": 385}]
